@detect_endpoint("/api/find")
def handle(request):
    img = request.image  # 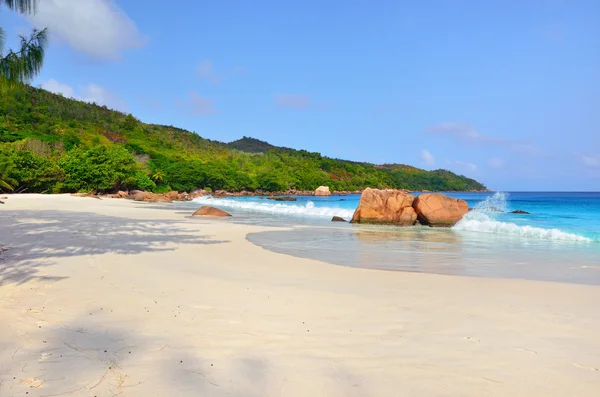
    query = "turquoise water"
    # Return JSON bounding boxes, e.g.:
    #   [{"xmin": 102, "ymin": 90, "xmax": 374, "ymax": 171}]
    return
[{"xmin": 184, "ymin": 192, "xmax": 600, "ymax": 284}]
